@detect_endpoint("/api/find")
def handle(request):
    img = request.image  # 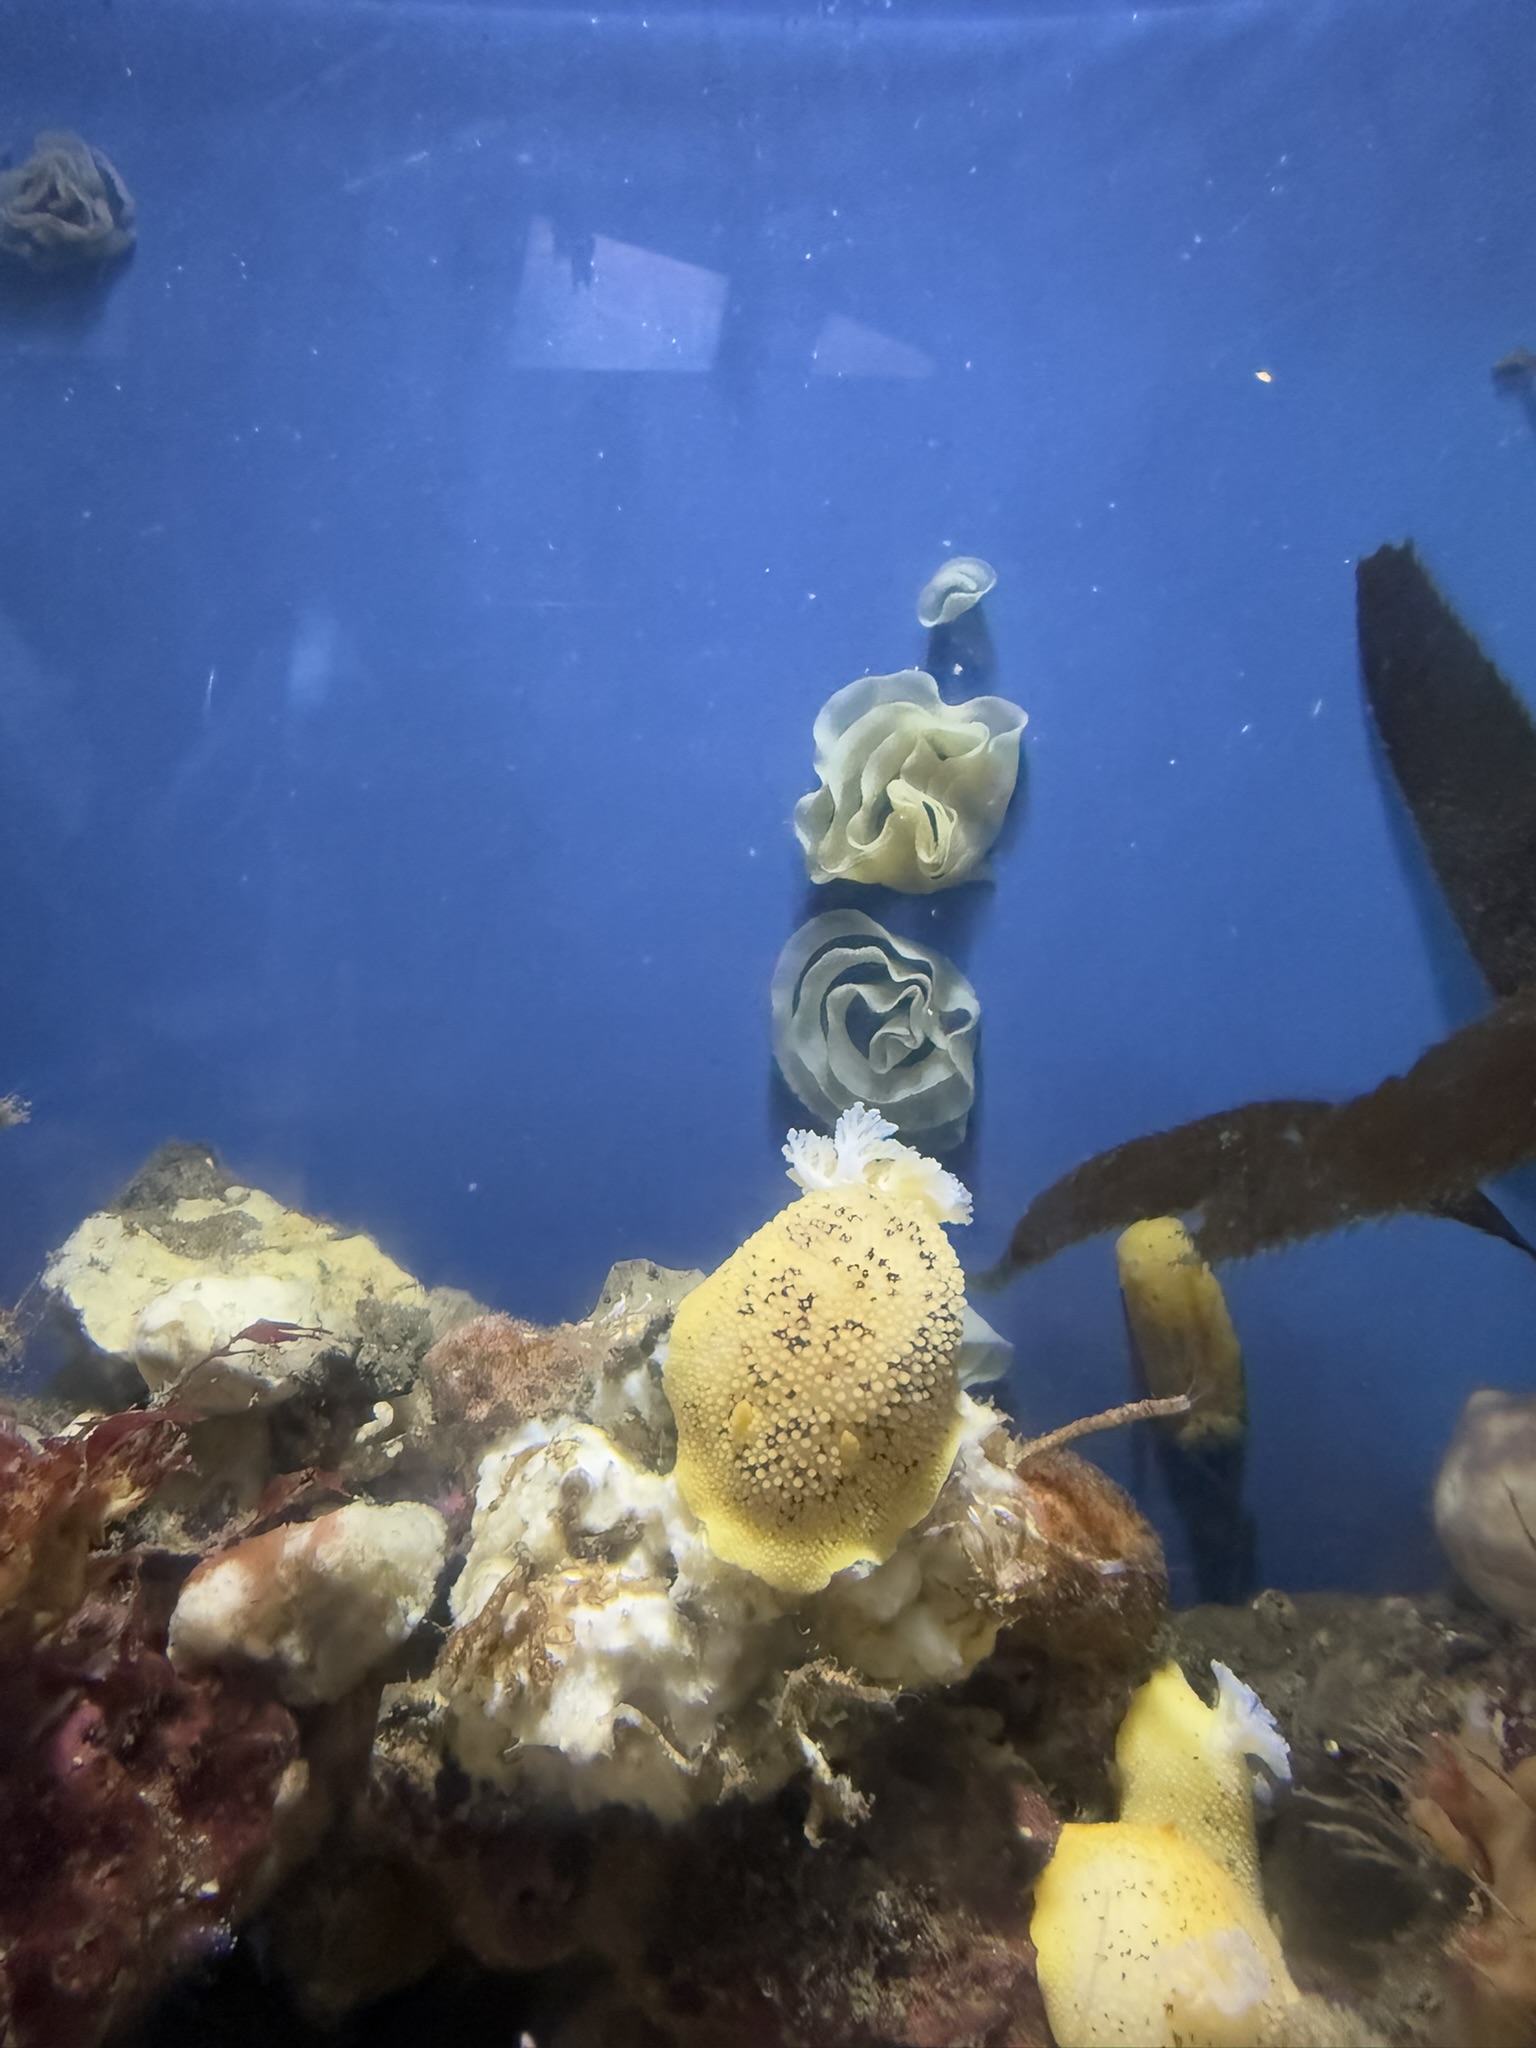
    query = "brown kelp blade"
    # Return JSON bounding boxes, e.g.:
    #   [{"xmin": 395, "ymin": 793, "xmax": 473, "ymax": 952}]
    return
[
  {"xmin": 981, "ymin": 550, "xmax": 1536, "ymax": 1286},
  {"xmin": 981, "ymin": 1100, "xmax": 1330, "ymax": 1278},
  {"xmin": 1357, "ymin": 543, "xmax": 1536, "ymax": 998},
  {"xmin": 979, "ymin": 994, "xmax": 1536, "ymax": 1283},
  {"xmin": 1433, "ymin": 1188, "xmax": 1536, "ymax": 1258}
]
